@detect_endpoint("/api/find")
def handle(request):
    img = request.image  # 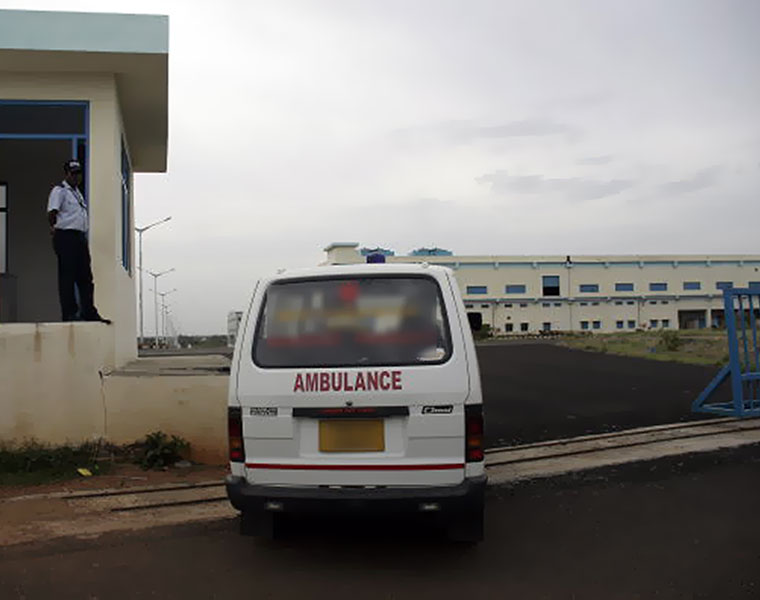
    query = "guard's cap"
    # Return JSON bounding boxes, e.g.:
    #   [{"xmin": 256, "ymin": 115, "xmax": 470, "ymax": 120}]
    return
[{"xmin": 64, "ymin": 159, "xmax": 83, "ymax": 173}]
